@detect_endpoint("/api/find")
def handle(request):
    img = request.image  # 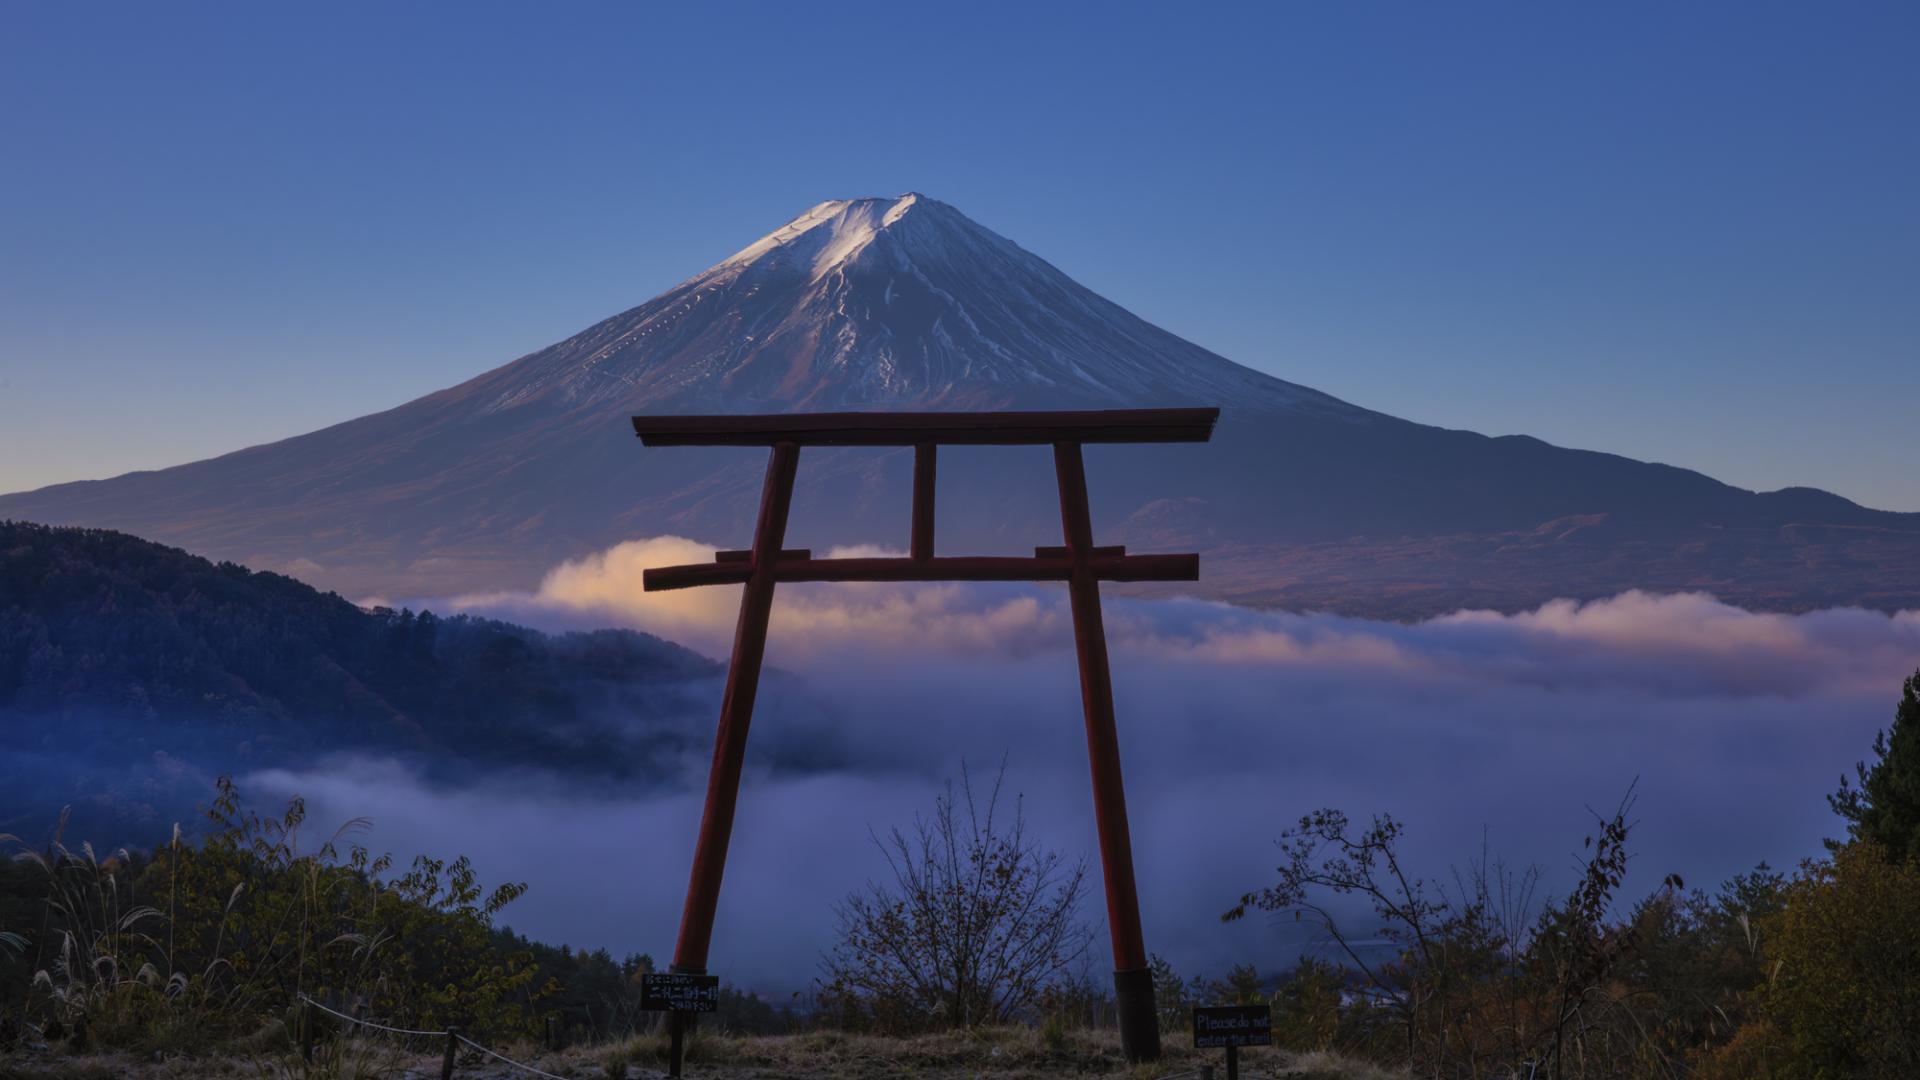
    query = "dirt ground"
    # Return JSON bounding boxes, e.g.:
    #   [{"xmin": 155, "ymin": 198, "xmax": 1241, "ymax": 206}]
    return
[{"xmin": 0, "ymin": 1028, "xmax": 1402, "ymax": 1080}]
